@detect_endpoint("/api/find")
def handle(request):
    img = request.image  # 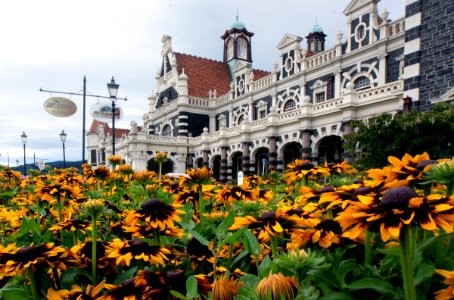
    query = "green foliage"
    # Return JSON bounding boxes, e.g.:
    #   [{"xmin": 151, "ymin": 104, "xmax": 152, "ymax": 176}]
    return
[{"xmin": 343, "ymin": 103, "xmax": 454, "ymax": 169}]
